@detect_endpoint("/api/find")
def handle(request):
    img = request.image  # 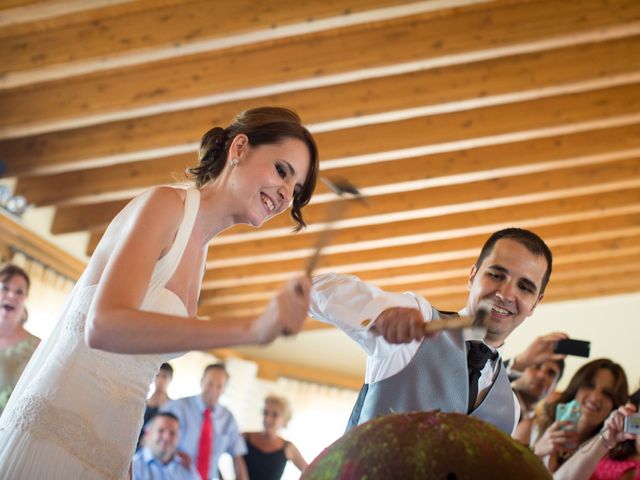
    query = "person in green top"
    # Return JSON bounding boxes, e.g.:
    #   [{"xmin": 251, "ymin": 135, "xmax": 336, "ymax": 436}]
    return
[{"xmin": 0, "ymin": 264, "xmax": 39, "ymax": 414}]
